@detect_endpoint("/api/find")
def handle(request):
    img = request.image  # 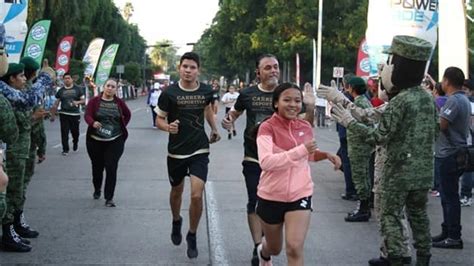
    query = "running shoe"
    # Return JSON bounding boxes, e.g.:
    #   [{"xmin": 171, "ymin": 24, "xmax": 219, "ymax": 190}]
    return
[
  {"xmin": 460, "ymin": 196, "xmax": 472, "ymax": 207},
  {"xmin": 171, "ymin": 216, "xmax": 182, "ymax": 245},
  {"xmin": 186, "ymin": 232, "xmax": 198, "ymax": 259}
]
